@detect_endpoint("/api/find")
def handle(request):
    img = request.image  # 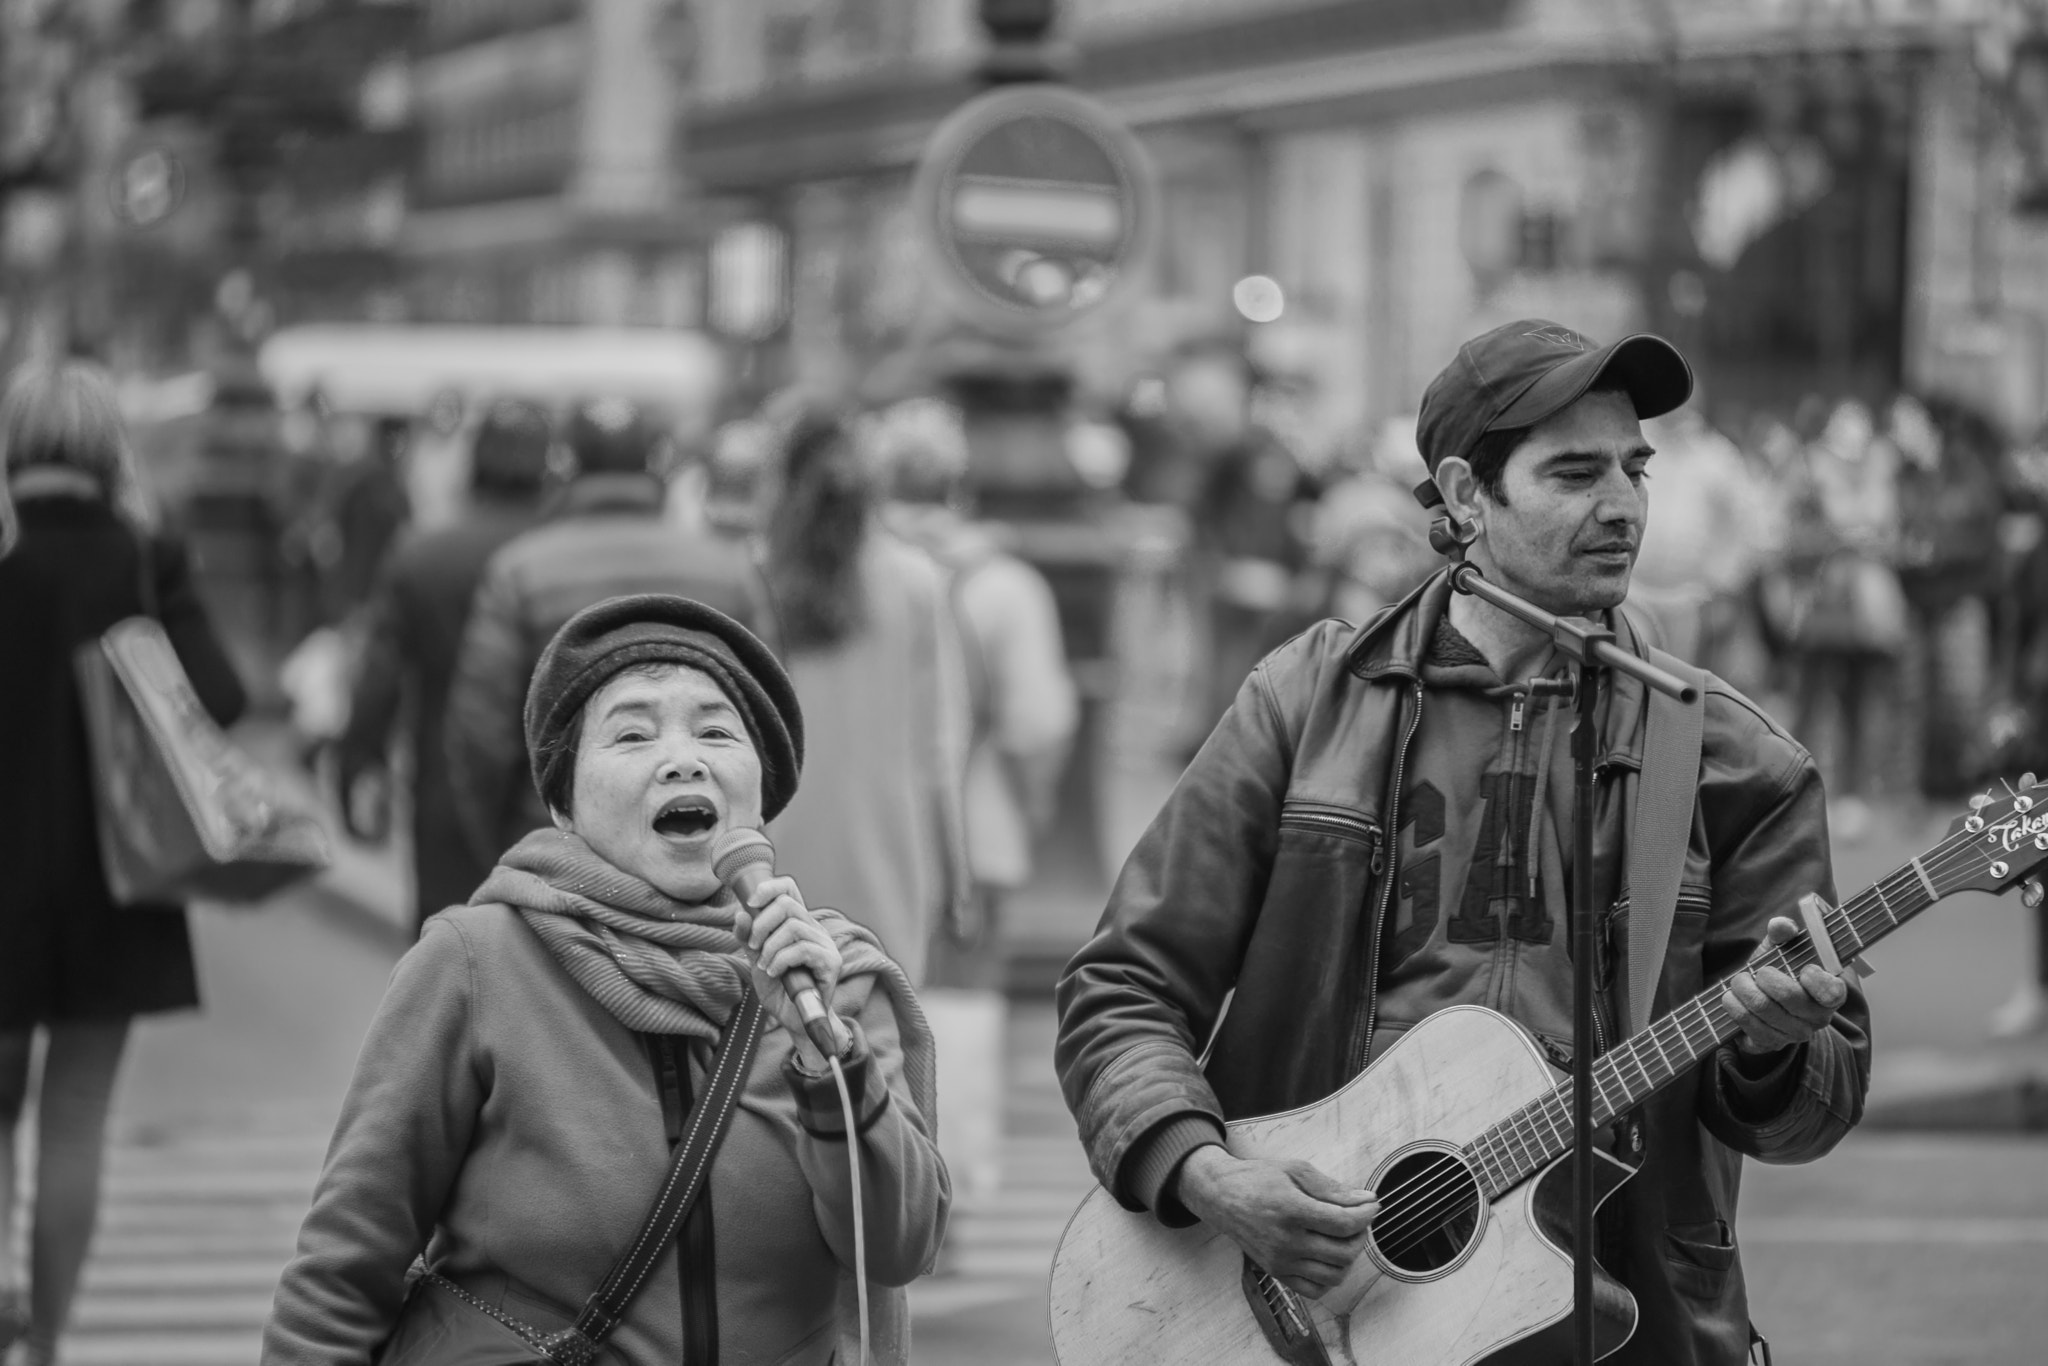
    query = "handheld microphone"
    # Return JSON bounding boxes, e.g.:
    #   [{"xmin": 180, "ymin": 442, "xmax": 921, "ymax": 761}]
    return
[{"xmin": 710, "ymin": 828, "xmax": 845, "ymax": 1060}]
